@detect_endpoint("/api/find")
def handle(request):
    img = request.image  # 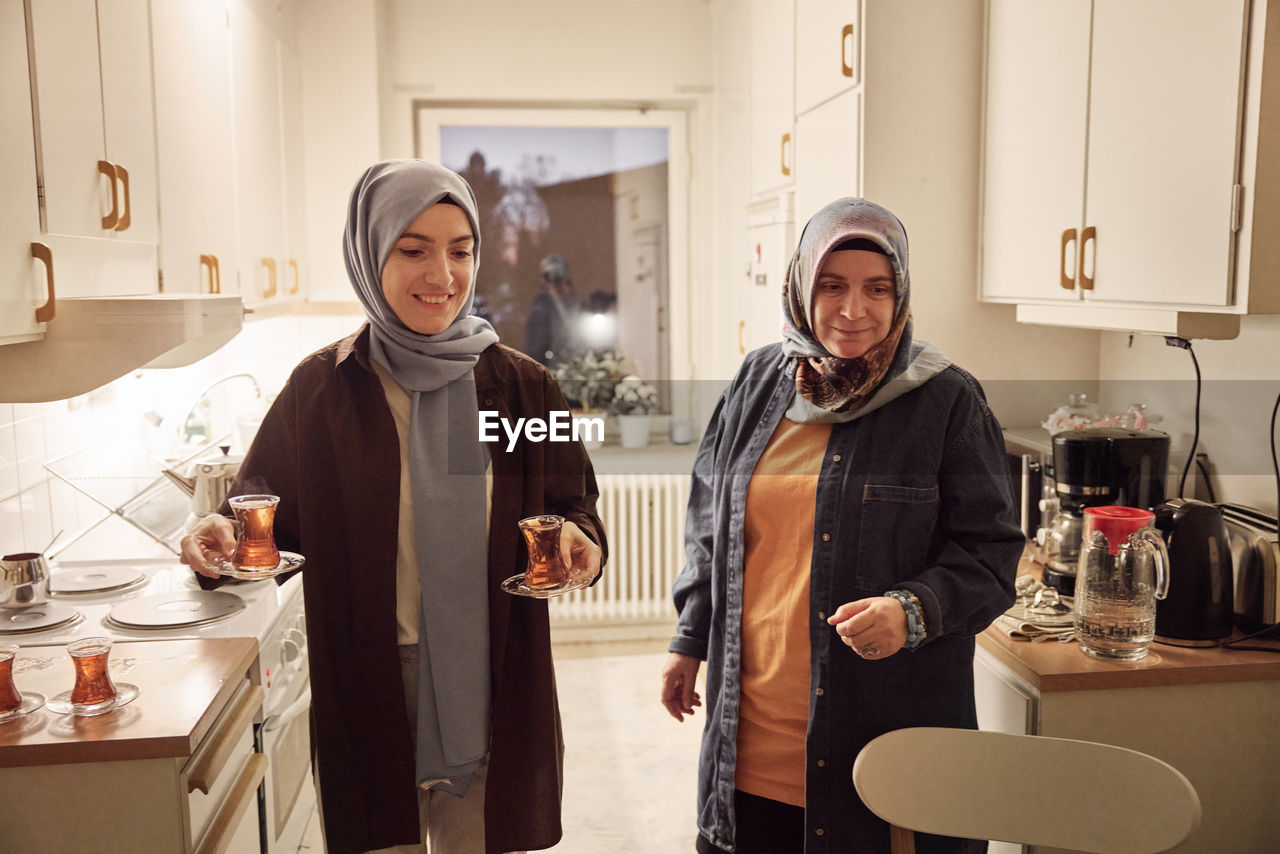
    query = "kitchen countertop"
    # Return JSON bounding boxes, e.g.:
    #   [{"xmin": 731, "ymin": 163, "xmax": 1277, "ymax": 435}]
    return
[
  {"xmin": 978, "ymin": 555, "xmax": 1280, "ymax": 692},
  {"xmin": 0, "ymin": 636, "xmax": 257, "ymax": 767}
]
